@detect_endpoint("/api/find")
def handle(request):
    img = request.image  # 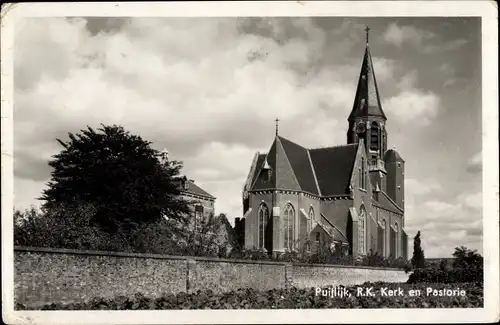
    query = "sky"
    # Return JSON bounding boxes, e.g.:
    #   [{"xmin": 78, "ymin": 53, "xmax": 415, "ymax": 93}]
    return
[{"xmin": 13, "ymin": 17, "xmax": 482, "ymax": 258}]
